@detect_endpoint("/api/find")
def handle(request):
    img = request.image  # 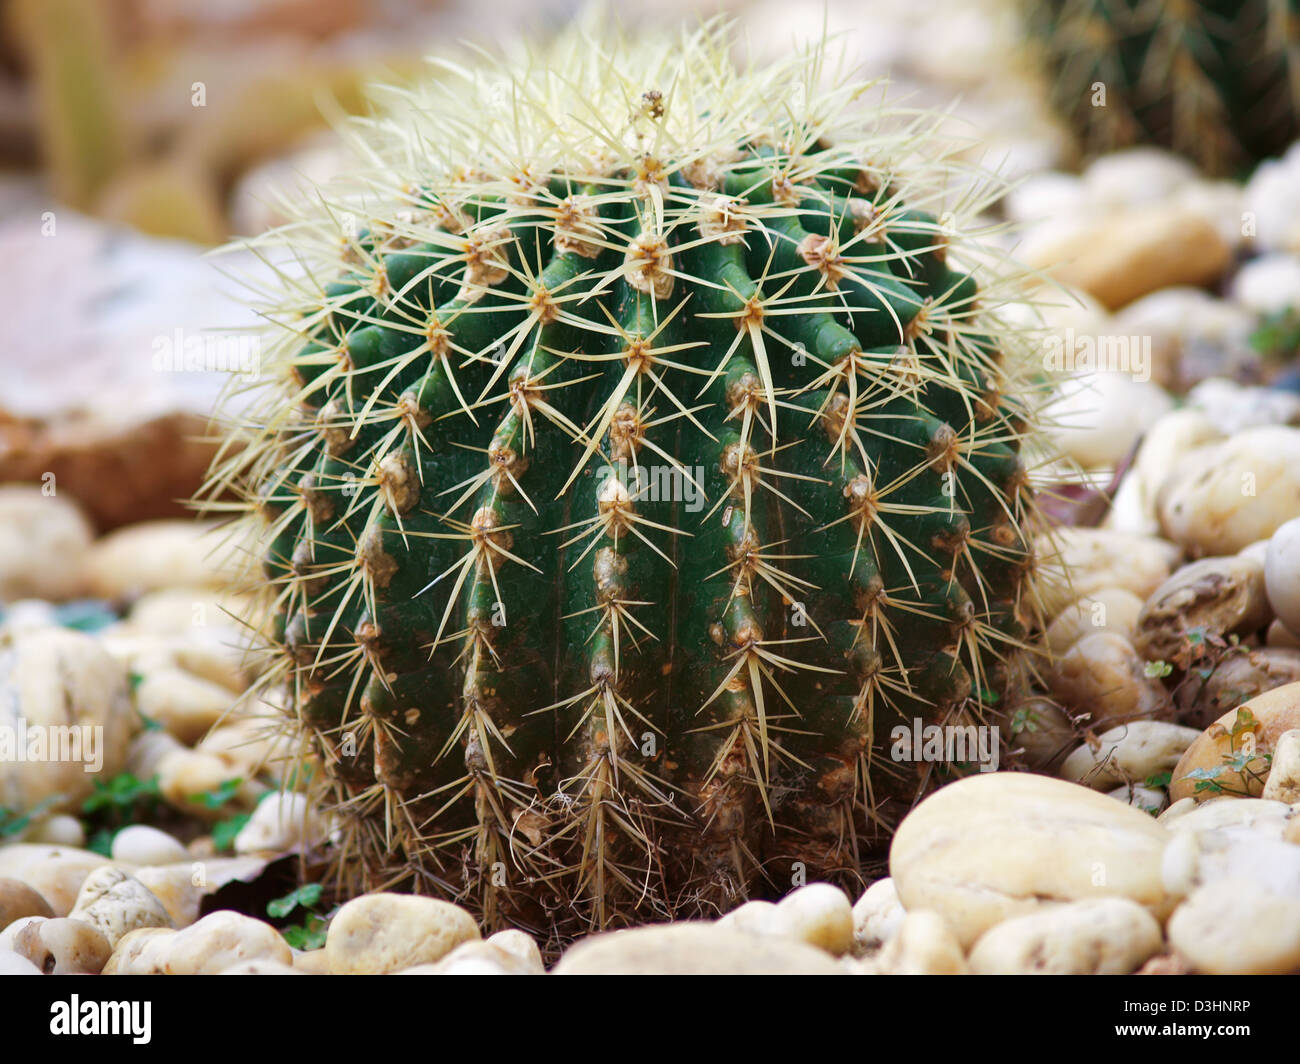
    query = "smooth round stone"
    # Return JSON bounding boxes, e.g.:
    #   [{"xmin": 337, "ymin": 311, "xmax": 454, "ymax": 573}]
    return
[
  {"xmin": 0, "ymin": 846, "xmax": 113, "ymax": 916},
  {"xmin": 890, "ymin": 773, "xmax": 1174, "ymax": 949},
  {"xmin": 1261, "ymin": 729, "xmax": 1300, "ymax": 804},
  {"xmin": 111, "ymin": 826, "xmax": 189, "ymax": 867},
  {"xmin": 1082, "ymin": 148, "xmax": 1197, "ymax": 209},
  {"xmin": 1133, "ymin": 555, "xmax": 1271, "ymax": 662},
  {"xmin": 28, "ymin": 815, "xmax": 86, "ymax": 848},
  {"xmin": 0, "ymin": 488, "xmax": 94, "ymax": 601},
  {"xmin": 1048, "ymin": 631, "xmax": 1173, "ymax": 730},
  {"xmin": 852, "ymin": 878, "xmax": 904, "ymax": 956},
  {"xmin": 1243, "ymin": 144, "xmax": 1300, "ymax": 253},
  {"xmin": 1104, "ymin": 408, "xmax": 1222, "ymax": 537},
  {"xmin": 553, "ymin": 923, "xmax": 845, "ymax": 975},
  {"xmin": 1176, "ymin": 646, "xmax": 1300, "ymax": 730},
  {"xmin": 485, "ymin": 929, "xmax": 544, "ymax": 972},
  {"xmin": 0, "ymin": 949, "xmax": 41, "ymax": 975},
  {"xmin": 1158, "ymin": 427, "xmax": 1300, "ymax": 556},
  {"xmin": 104, "ymin": 911, "xmax": 291, "ymax": 975},
  {"xmin": 1163, "ymin": 797, "xmax": 1293, "ymax": 838},
  {"xmin": 1061, "ymin": 721, "xmax": 1202, "ymax": 791},
  {"xmin": 768, "ymin": 883, "xmax": 854, "ymax": 955},
  {"xmin": 234, "ymin": 792, "xmax": 324, "ymax": 855},
  {"xmin": 0, "ymin": 878, "xmax": 54, "ymax": 929},
  {"xmin": 968, "ymin": 897, "xmax": 1161, "ymax": 975},
  {"xmin": 10, "ymin": 917, "xmax": 112, "ymax": 975},
  {"xmin": 1037, "ymin": 528, "xmax": 1179, "ymax": 619},
  {"xmin": 1045, "ymin": 588, "xmax": 1144, "ymax": 654},
  {"xmin": 1106, "ymin": 783, "xmax": 1167, "ymax": 814},
  {"xmin": 218, "ymin": 959, "xmax": 302, "ymax": 975},
  {"xmin": 134, "ymin": 667, "xmax": 236, "ymax": 746},
  {"xmin": 1186, "ymin": 378, "xmax": 1300, "ymax": 436},
  {"xmin": 1005, "ymin": 697, "xmax": 1077, "ymax": 773},
  {"xmin": 1044, "ymin": 372, "xmax": 1172, "ymax": 470},
  {"xmin": 399, "ymin": 940, "xmax": 543, "ymax": 975},
  {"xmin": 866, "ymin": 910, "xmax": 968, "ymax": 975},
  {"xmin": 1162, "ymin": 821, "xmax": 1300, "ymax": 900},
  {"xmin": 325, "ymin": 893, "xmax": 479, "ymax": 975},
  {"xmin": 0, "ymin": 627, "xmax": 135, "ymax": 813},
  {"xmin": 1169, "ymin": 879, "xmax": 1300, "ymax": 974},
  {"xmin": 1170, "ymin": 683, "xmax": 1300, "ymax": 802},
  {"xmin": 1230, "ymin": 253, "xmax": 1300, "ymax": 314},
  {"xmin": 83, "ymin": 520, "xmax": 242, "ymax": 600},
  {"xmin": 1265, "ymin": 517, "xmax": 1300, "ymax": 638}
]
